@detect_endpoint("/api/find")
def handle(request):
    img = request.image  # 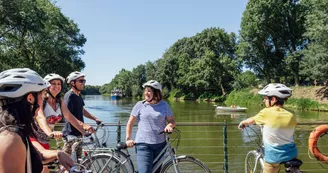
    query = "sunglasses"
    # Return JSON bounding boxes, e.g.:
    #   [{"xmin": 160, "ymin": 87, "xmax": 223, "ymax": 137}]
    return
[{"xmin": 77, "ymin": 79, "xmax": 86, "ymax": 83}]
